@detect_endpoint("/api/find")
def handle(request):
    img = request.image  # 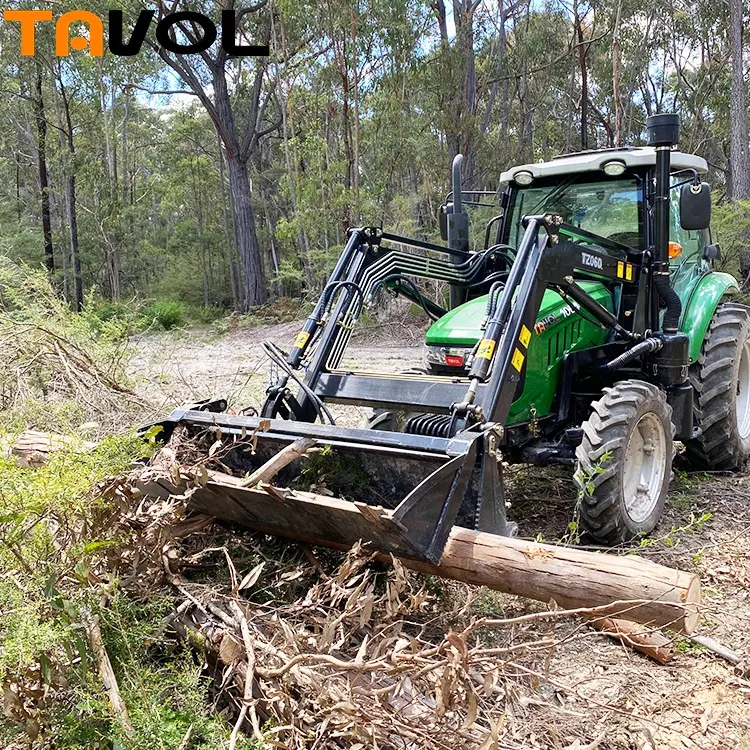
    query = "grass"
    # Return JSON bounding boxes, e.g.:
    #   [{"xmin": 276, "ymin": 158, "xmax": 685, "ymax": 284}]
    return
[{"xmin": 0, "ymin": 262, "xmax": 266, "ymax": 746}]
